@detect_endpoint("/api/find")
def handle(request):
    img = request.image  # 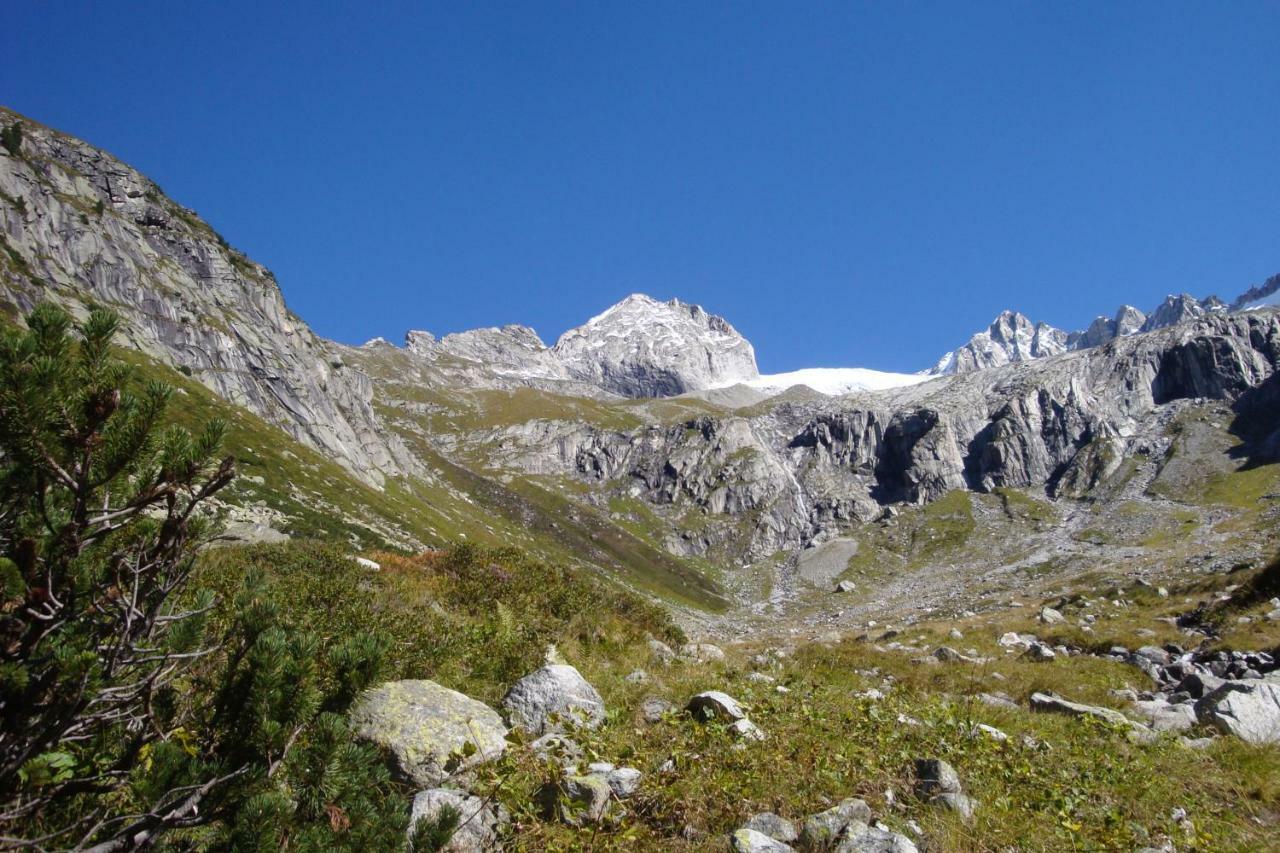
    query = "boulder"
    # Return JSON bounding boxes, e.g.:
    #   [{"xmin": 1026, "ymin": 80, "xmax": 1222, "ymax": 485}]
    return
[
  {"xmin": 731, "ymin": 828, "xmax": 795, "ymax": 852},
  {"xmin": 529, "ymin": 733, "xmax": 582, "ymax": 767},
  {"xmin": 1030, "ymin": 691, "xmax": 1156, "ymax": 743},
  {"xmin": 1194, "ymin": 679, "xmax": 1280, "ymax": 744},
  {"xmin": 800, "ymin": 798, "xmax": 872, "ymax": 848},
  {"xmin": 687, "ymin": 690, "xmax": 749, "ymax": 722},
  {"xmin": 1023, "ymin": 642, "xmax": 1057, "ymax": 662},
  {"xmin": 743, "ymin": 812, "xmax": 798, "ymax": 843},
  {"xmin": 933, "ymin": 792, "xmax": 977, "ymax": 820},
  {"xmin": 536, "ymin": 774, "xmax": 612, "ymax": 825},
  {"xmin": 729, "ymin": 718, "xmax": 767, "ymax": 741},
  {"xmin": 586, "ymin": 762, "xmax": 643, "ymax": 798},
  {"xmin": 502, "ymin": 664, "xmax": 605, "ymax": 734},
  {"xmin": 407, "ymin": 788, "xmax": 508, "ymax": 852},
  {"xmin": 624, "ymin": 669, "xmax": 649, "ymax": 684},
  {"xmin": 835, "ymin": 580, "xmax": 857, "ymax": 593},
  {"xmin": 1038, "ymin": 606, "xmax": 1065, "ymax": 625},
  {"xmin": 648, "ymin": 638, "xmax": 676, "ymax": 664},
  {"xmin": 641, "ymin": 696, "xmax": 675, "ymax": 723},
  {"xmin": 833, "ymin": 822, "xmax": 919, "ymax": 852},
  {"xmin": 350, "ymin": 680, "xmax": 507, "ymax": 787},
  {"xmin": 913, "ymin": 758, "xmax": 961, "ymax": 798},
  {"xmin": 680, "ymin": 642, "xmax": 727, "ymax": 663}
]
